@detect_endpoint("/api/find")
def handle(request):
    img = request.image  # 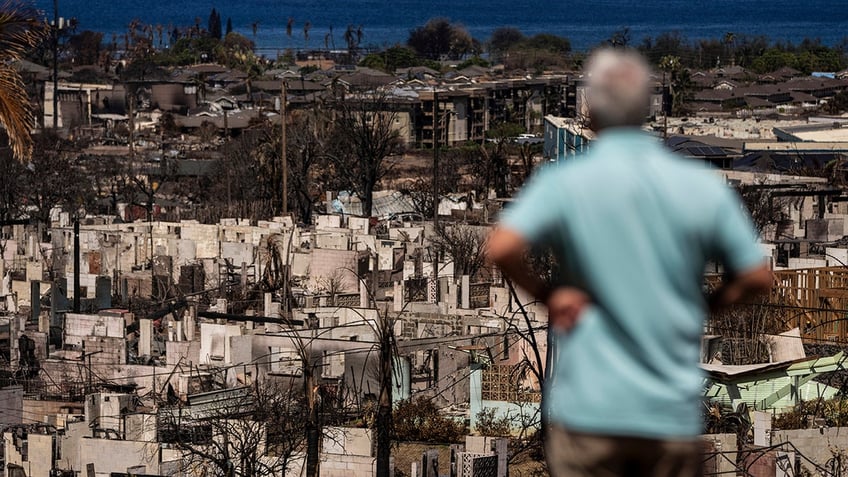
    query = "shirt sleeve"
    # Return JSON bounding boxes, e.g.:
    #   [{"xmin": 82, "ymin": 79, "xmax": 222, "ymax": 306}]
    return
[
  {"xmin": 499, "ymin": 167, "xmax": 561, "ymax": 247},
  {"xmin": 712, "ymin": 185, "xmax": 765, "ymax": 274}
]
